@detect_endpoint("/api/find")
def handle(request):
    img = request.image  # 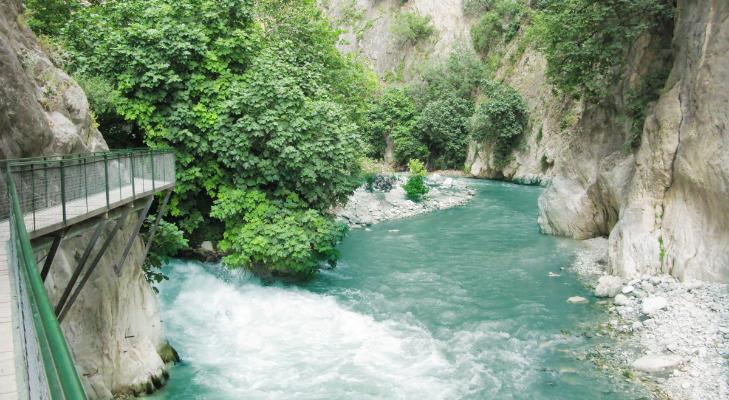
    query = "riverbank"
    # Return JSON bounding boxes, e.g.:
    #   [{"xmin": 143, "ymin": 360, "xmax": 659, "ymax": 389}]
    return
[
  {"xmin": 334, "ymin": 173, "xmax": 475, "ymax": 227},
  {"xmin": 570, "ymin": 238, "xmax": 729, "ymax": 400}
]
